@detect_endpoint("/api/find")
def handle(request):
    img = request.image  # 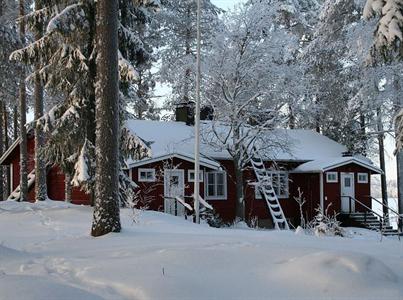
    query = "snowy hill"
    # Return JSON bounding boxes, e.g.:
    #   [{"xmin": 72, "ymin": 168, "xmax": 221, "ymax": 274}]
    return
[{"xmin": 0, "ymin": 200, "xmax": 402, "ymax": 300}]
